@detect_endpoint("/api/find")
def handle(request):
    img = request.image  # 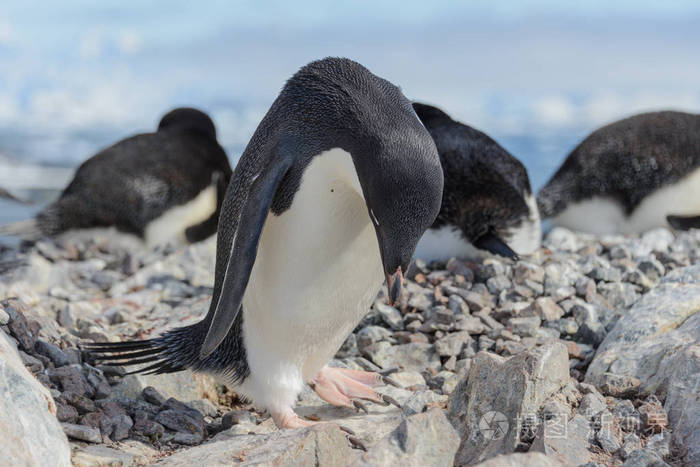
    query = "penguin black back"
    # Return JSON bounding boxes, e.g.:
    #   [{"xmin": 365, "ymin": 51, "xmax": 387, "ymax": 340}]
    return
[
  {"xmin": 30, "ymin": 107, "xmax": 232, "ymax": 244},
  {"xmin": 537, "ymin": 111, "xmax": 700, "ymax": 233},
  {"xmin": 413, "ymin": 102, "xmax": 540, "ymax": 260}
]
